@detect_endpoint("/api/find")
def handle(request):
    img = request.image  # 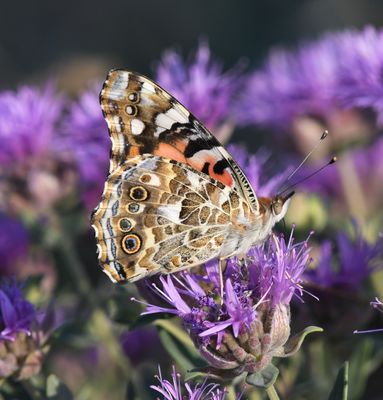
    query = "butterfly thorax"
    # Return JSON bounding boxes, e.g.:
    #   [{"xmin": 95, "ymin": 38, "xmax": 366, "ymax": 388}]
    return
[{"xmin": 221, "ymin": 195, "xmax": 291, "ymax": 259}]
